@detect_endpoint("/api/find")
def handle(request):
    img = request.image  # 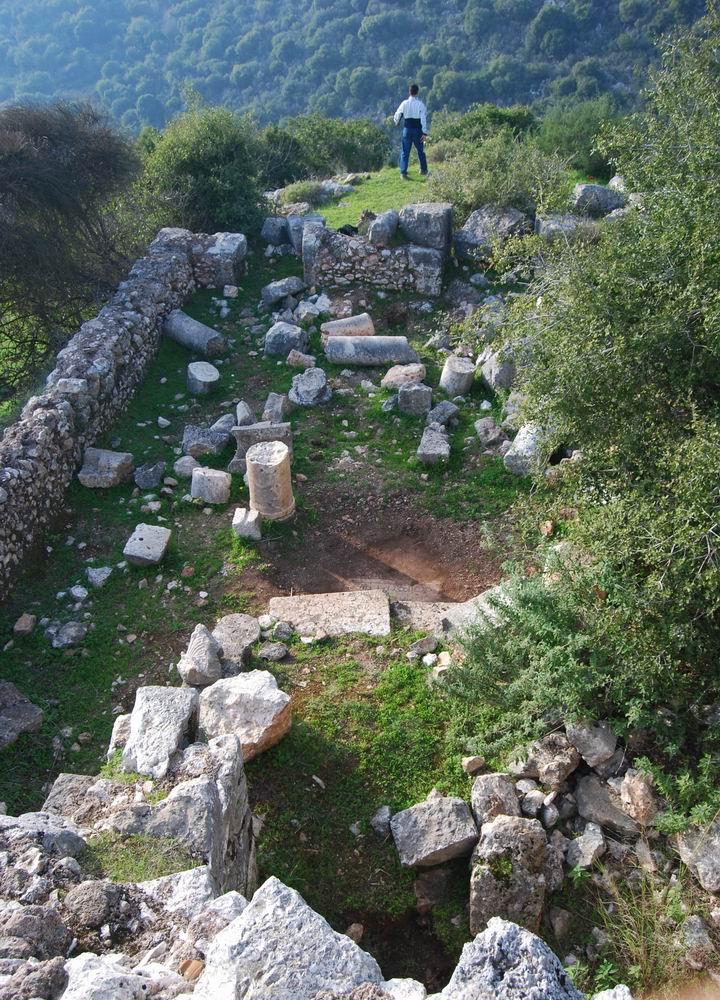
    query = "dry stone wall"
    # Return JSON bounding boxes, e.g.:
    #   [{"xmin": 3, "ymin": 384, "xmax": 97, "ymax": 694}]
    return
[{"xmin": 0, "ymin": 227, "xmax": 246, "ymax": 601}]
